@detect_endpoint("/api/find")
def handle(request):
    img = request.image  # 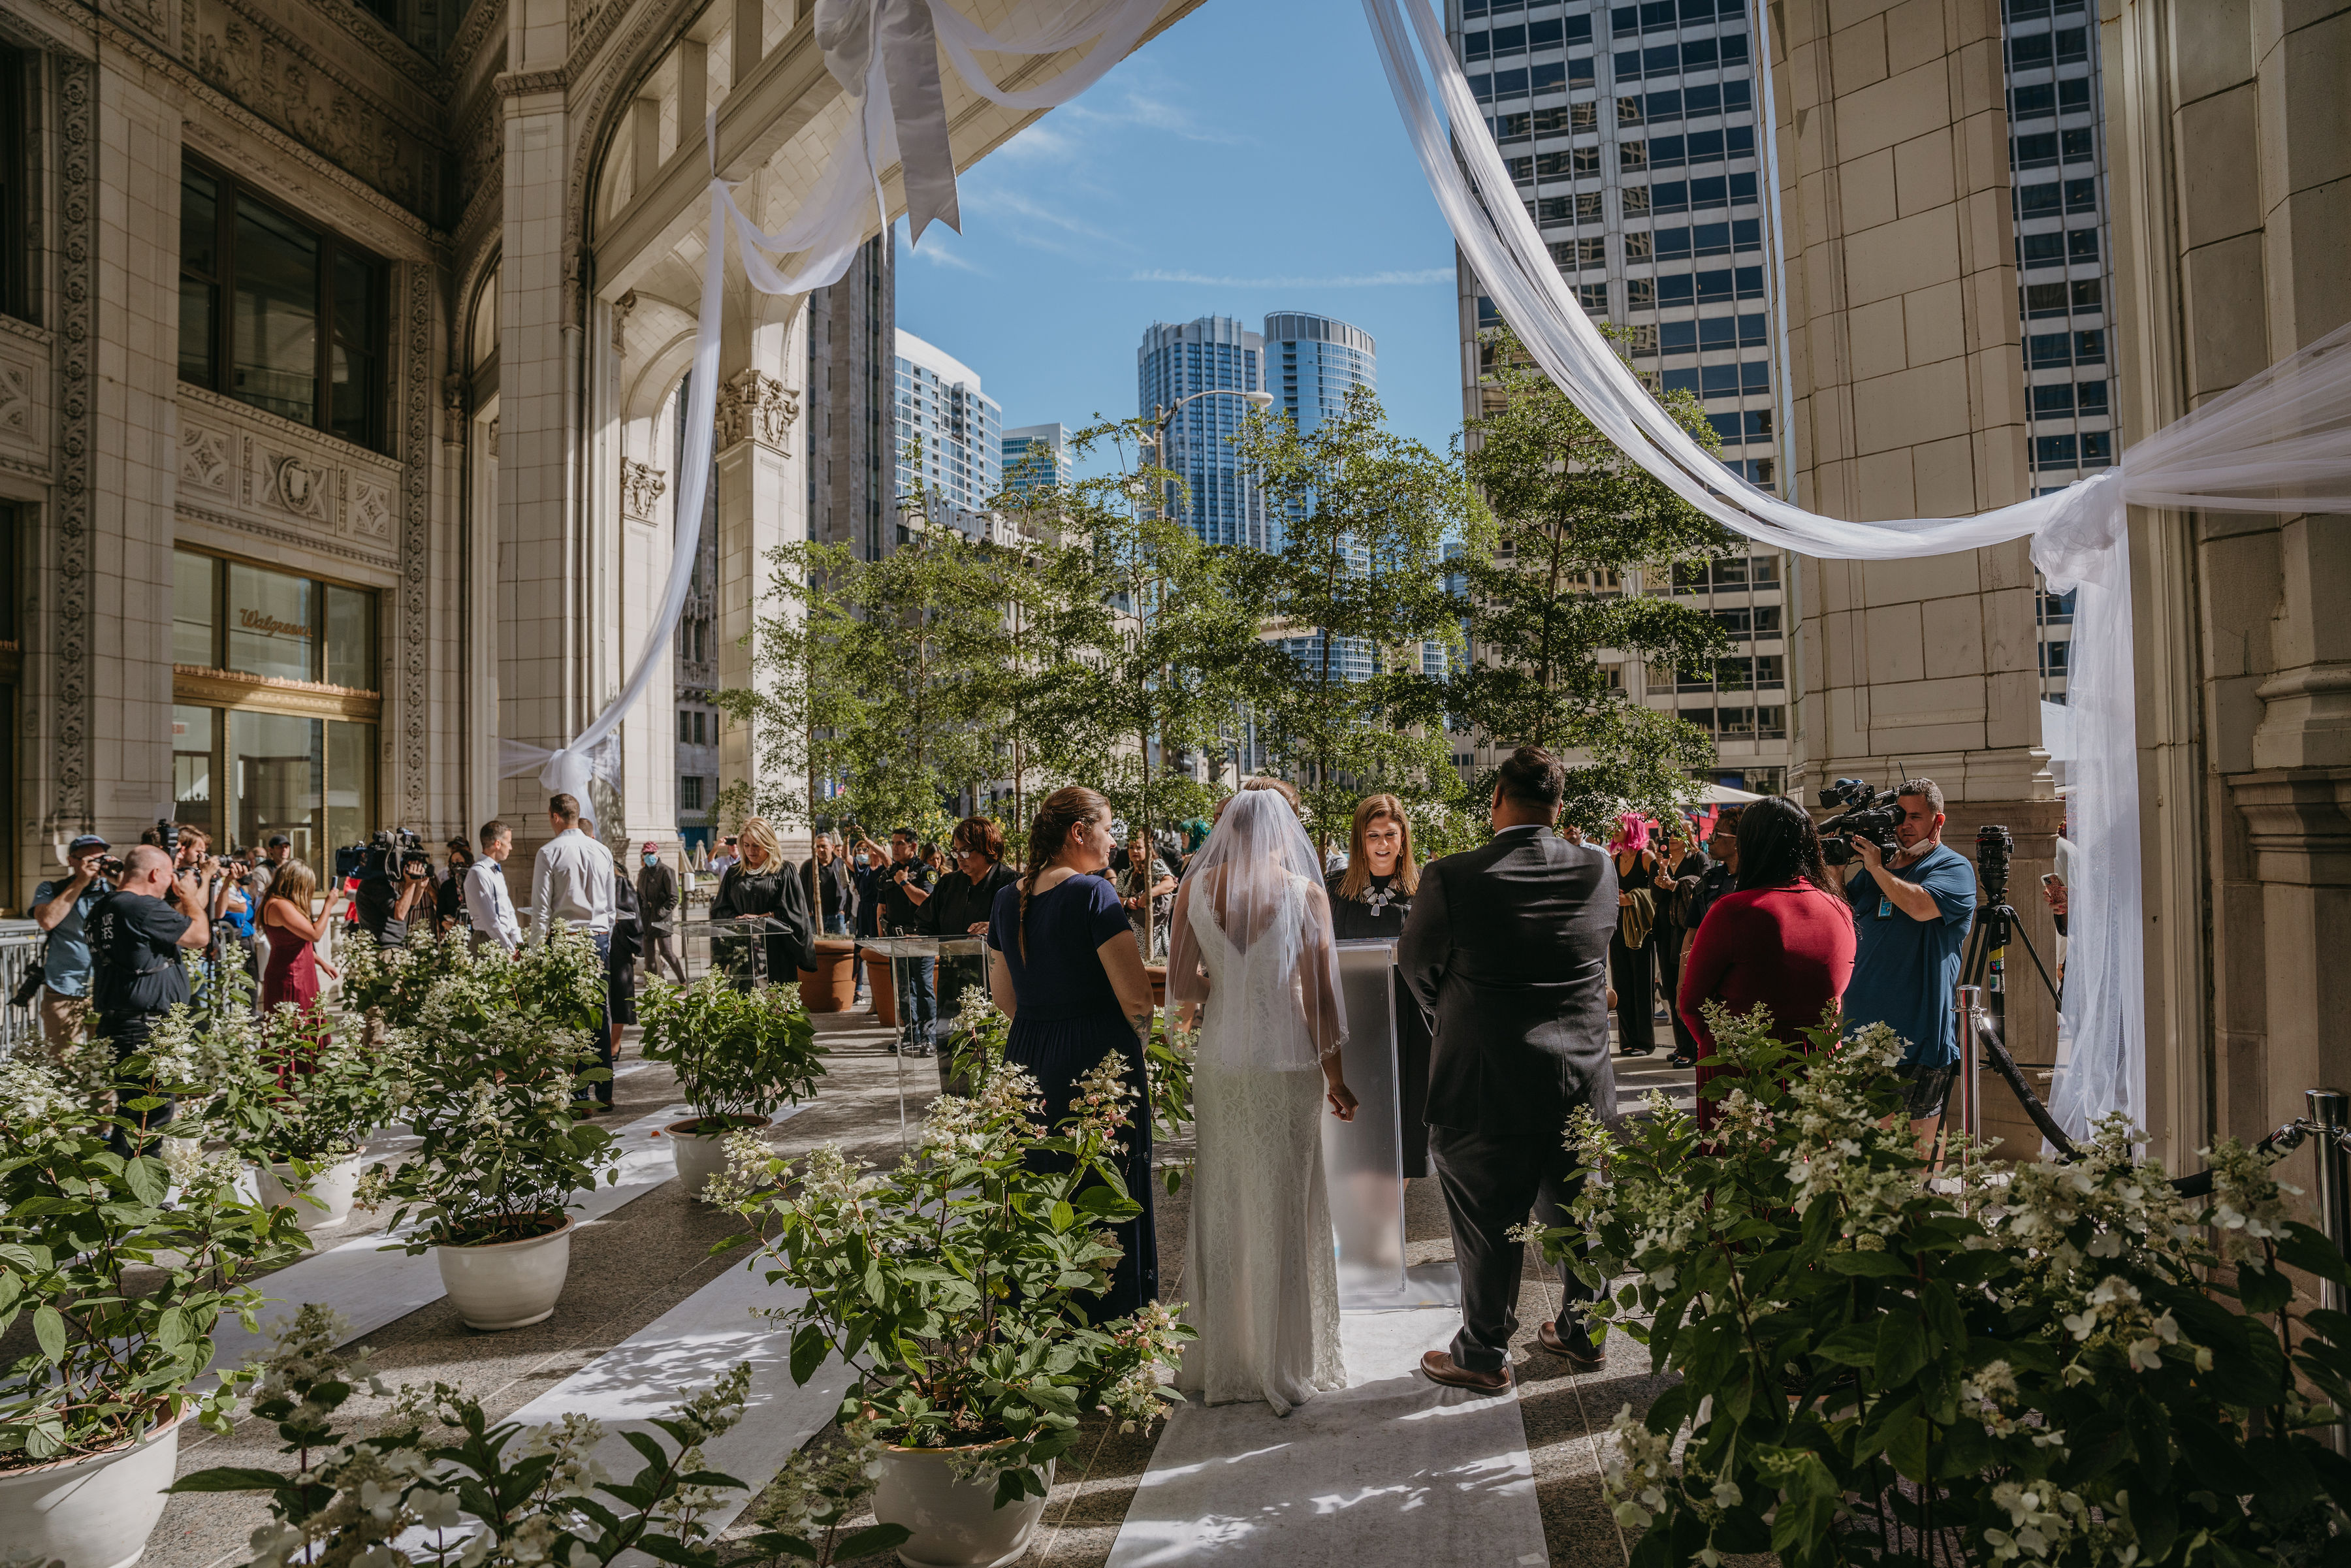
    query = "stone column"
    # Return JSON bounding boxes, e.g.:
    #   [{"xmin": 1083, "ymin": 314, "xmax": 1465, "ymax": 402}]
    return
[
  {"xmin": 495, "ymin": 0, "xmax": 575, "ymax": 876},
  {"xmin": 712, "ymin": 306, "xmax": 803, "ymax": 856},
  {"xmin": 88, "ymin": 45, "xmax": 181, "ymax": 845}
]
